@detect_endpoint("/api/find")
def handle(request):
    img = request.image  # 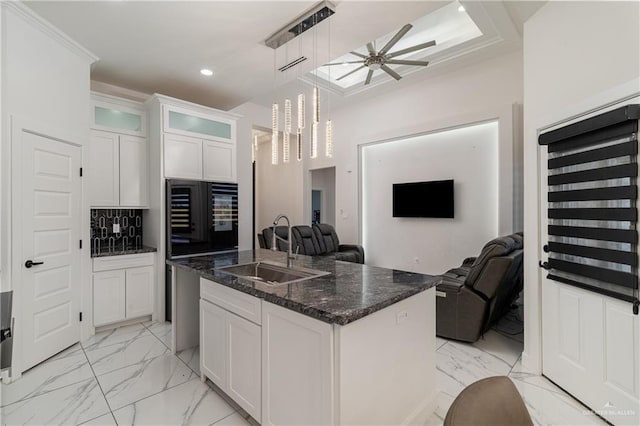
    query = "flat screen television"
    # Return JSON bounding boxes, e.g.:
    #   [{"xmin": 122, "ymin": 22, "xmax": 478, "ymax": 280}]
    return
[{"xmin": 392, "ymin": 179, "xmax": 454, "ymax": 218}]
